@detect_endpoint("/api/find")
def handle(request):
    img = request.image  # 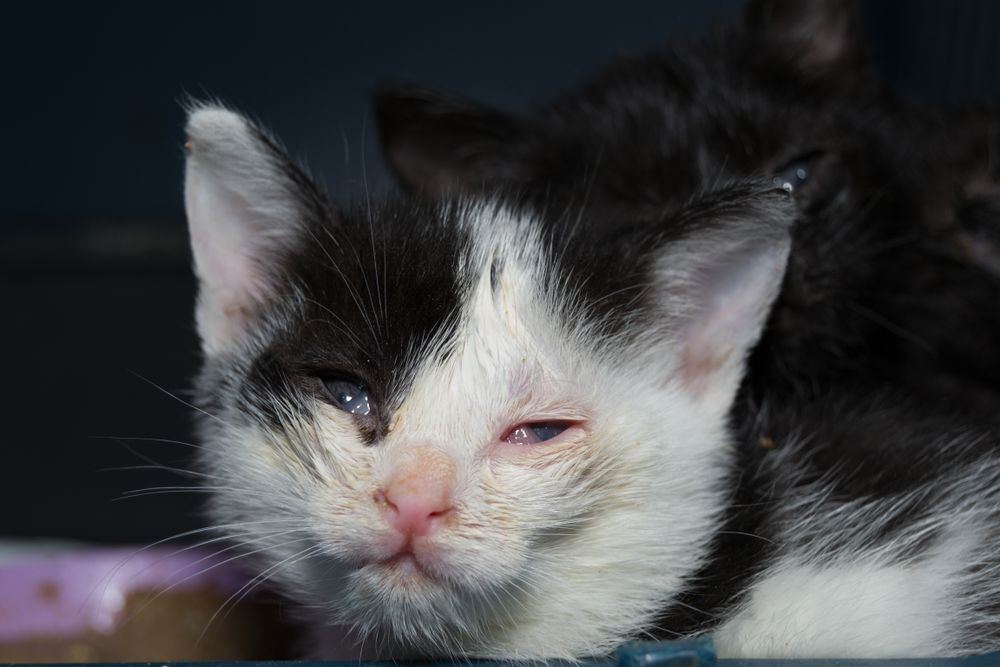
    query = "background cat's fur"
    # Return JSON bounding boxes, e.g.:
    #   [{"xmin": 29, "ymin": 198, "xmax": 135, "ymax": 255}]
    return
[{"xmin": 376, "ymin": 0, "xmax": 1000, "ymax": 416}]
